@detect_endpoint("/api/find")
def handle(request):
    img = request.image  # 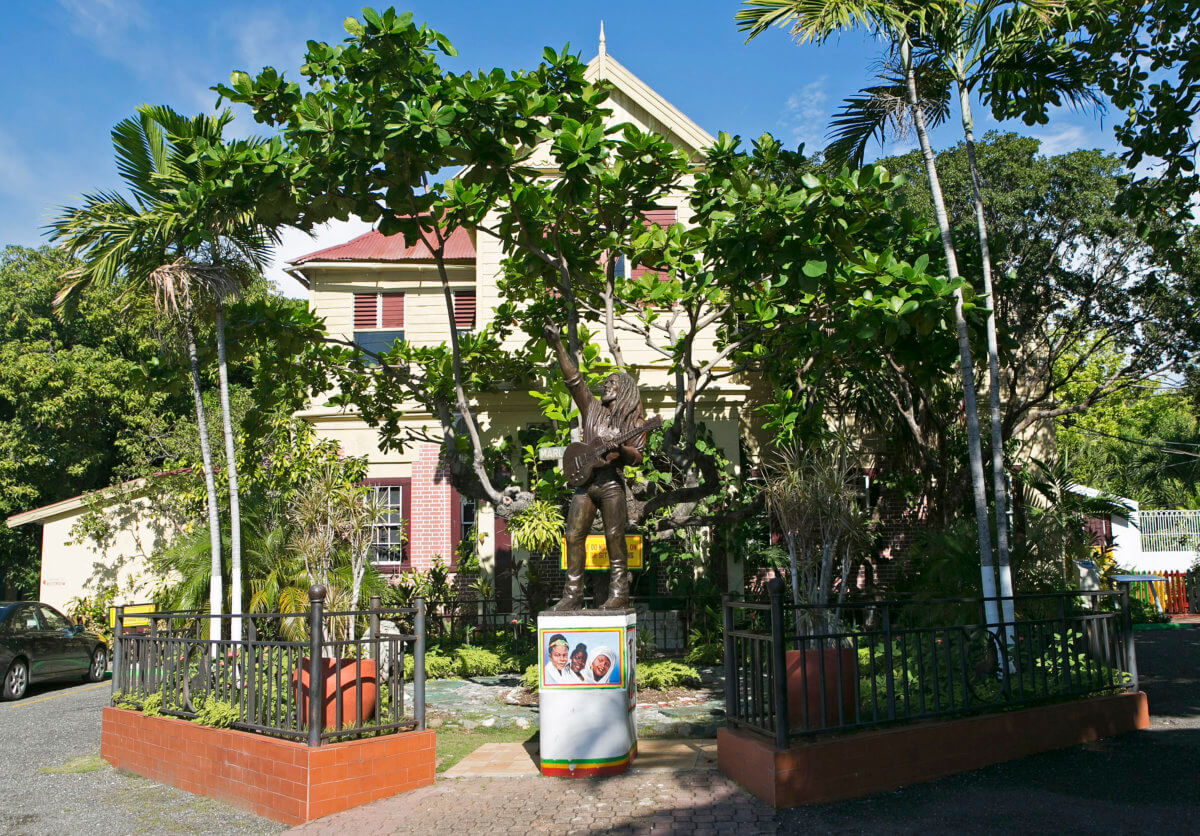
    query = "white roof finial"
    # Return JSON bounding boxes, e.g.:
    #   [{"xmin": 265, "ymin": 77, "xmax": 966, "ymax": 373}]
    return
[{"xmin": 599, "ymin": 21, "xmax": 606, "ymax": 57}]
